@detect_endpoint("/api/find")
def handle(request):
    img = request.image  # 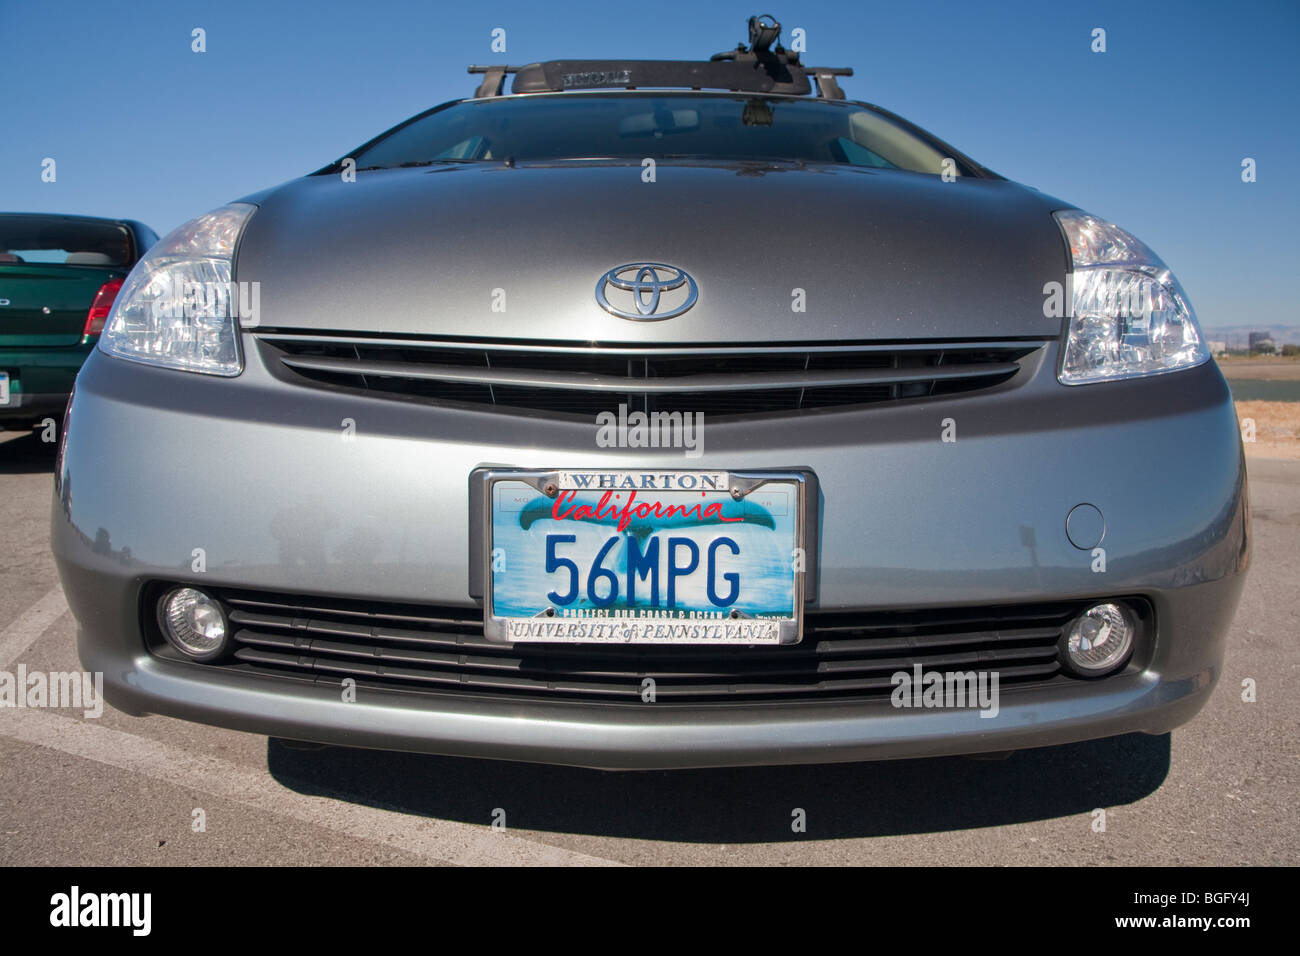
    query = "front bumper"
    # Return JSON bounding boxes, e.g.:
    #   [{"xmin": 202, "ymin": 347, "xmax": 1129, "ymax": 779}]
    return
[{"xmin": 52, "ymin": 340, "xmax": 1249, "ymax": 769}]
